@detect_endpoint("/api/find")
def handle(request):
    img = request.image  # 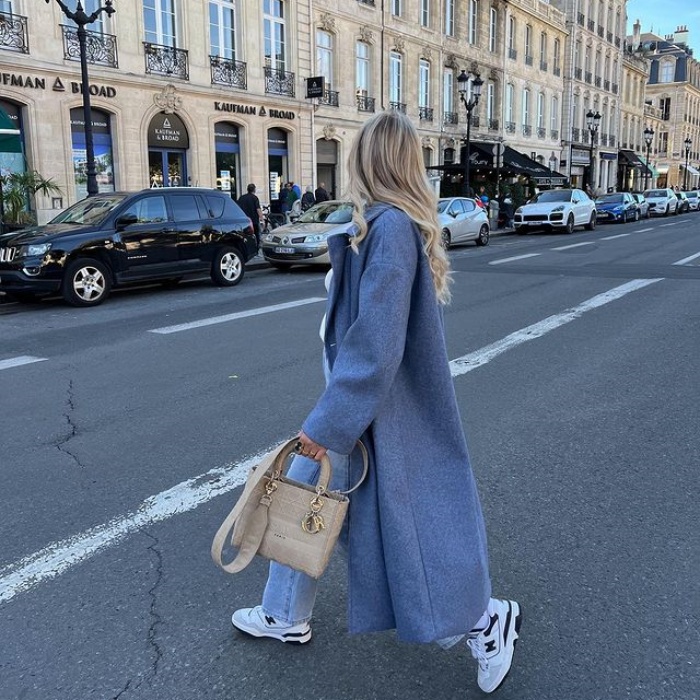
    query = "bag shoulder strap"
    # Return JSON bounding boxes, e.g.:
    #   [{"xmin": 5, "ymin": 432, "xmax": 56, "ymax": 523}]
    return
[{"xmin": 338, "ymin": 440, "xmax": 369, "ymax": 495}]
